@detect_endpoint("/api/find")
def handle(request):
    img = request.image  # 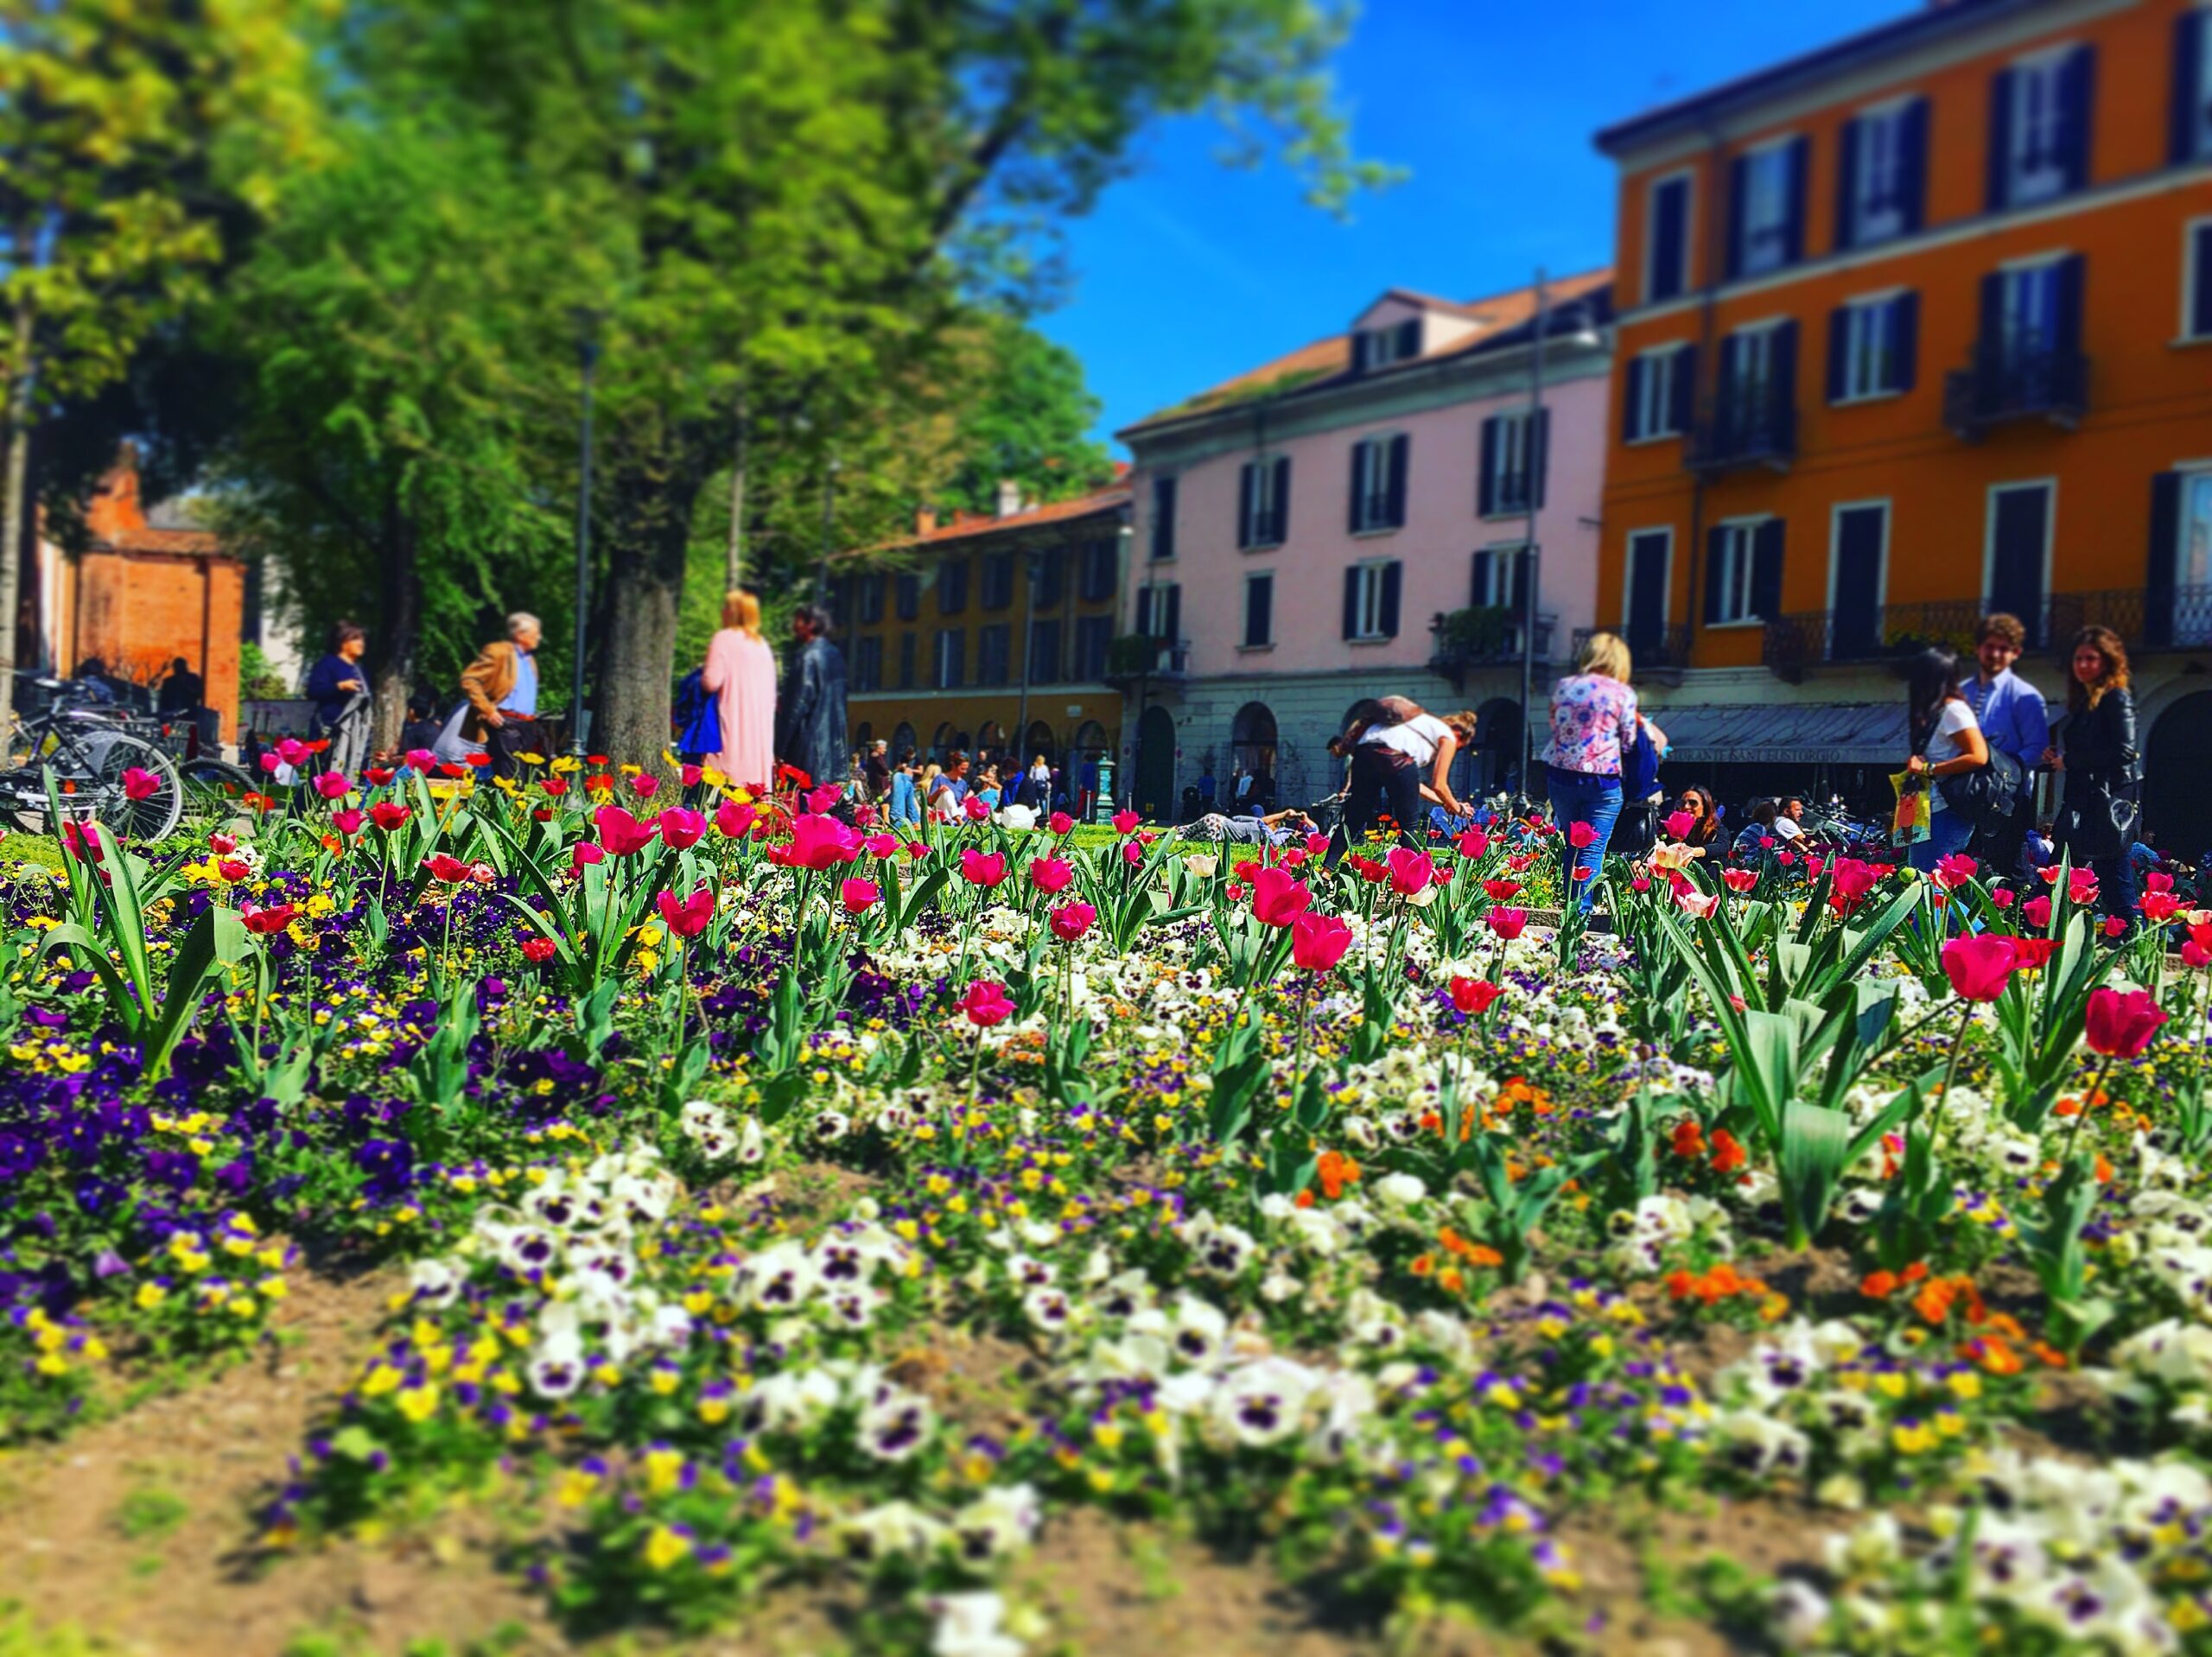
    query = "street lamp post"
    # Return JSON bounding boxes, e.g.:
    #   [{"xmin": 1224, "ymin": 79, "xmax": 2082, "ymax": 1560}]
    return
[
  {"xmin": 816, "ymin": 456, "xmax": 840, "ymax": 607},
  {"xmin": 569, "ymin": 308, "xmax": 604, "ymax": 759},
  {"xmin": 1518, "ymin": 271, "xmax": 1548, "ymax": 804}
]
